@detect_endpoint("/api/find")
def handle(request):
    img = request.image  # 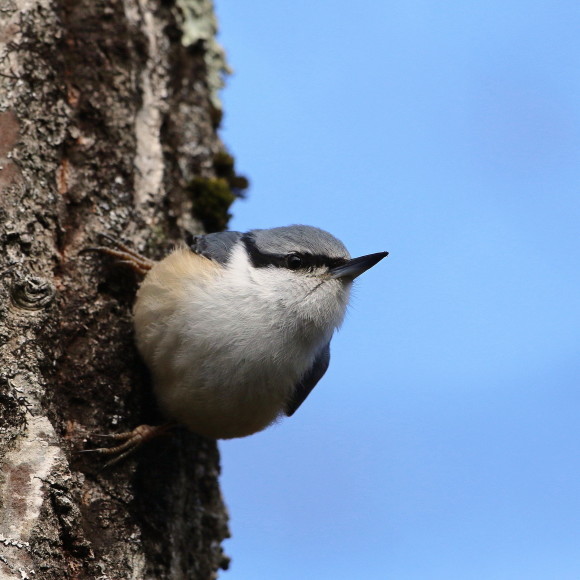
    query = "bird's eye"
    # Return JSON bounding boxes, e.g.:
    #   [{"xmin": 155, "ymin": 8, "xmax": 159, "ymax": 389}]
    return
[{"xmin": 286, "ymin": 254, "xmax": 303, "ymax": 270}]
